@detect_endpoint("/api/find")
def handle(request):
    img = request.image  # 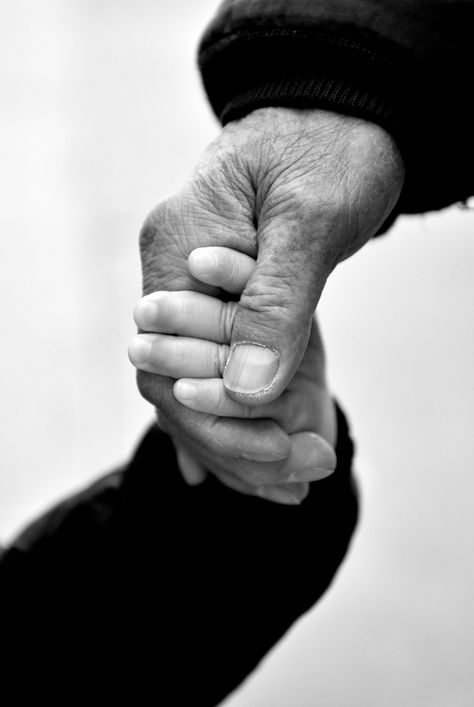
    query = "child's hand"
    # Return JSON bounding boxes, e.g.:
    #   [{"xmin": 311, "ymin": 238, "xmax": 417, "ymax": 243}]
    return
[{"xmin": 129, "ymin": 247, "xmax": 337, "ymax": 504}]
